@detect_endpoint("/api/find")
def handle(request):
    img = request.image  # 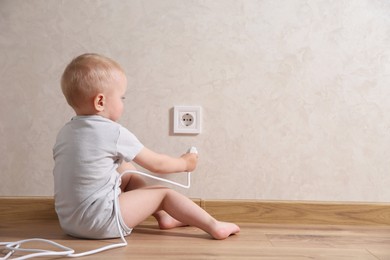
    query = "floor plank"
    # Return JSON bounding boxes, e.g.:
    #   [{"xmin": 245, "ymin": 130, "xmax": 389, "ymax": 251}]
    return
[{"xmin": 1, "ymin": 220, "xmax": 389, "ymax": 259}]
